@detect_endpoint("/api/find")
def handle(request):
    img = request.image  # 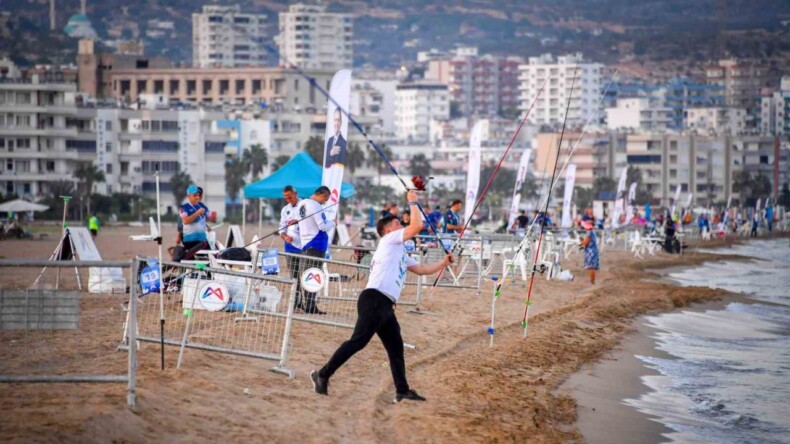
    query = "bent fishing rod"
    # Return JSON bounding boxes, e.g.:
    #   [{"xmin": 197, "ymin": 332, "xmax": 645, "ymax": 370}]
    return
[
  {"xmin": 427, "ymin": 77, "xmax": 549, "ymax": 293},
  {"xmin": 234, "ymin": 30, "xmax": 450, "ymax": 255}
]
